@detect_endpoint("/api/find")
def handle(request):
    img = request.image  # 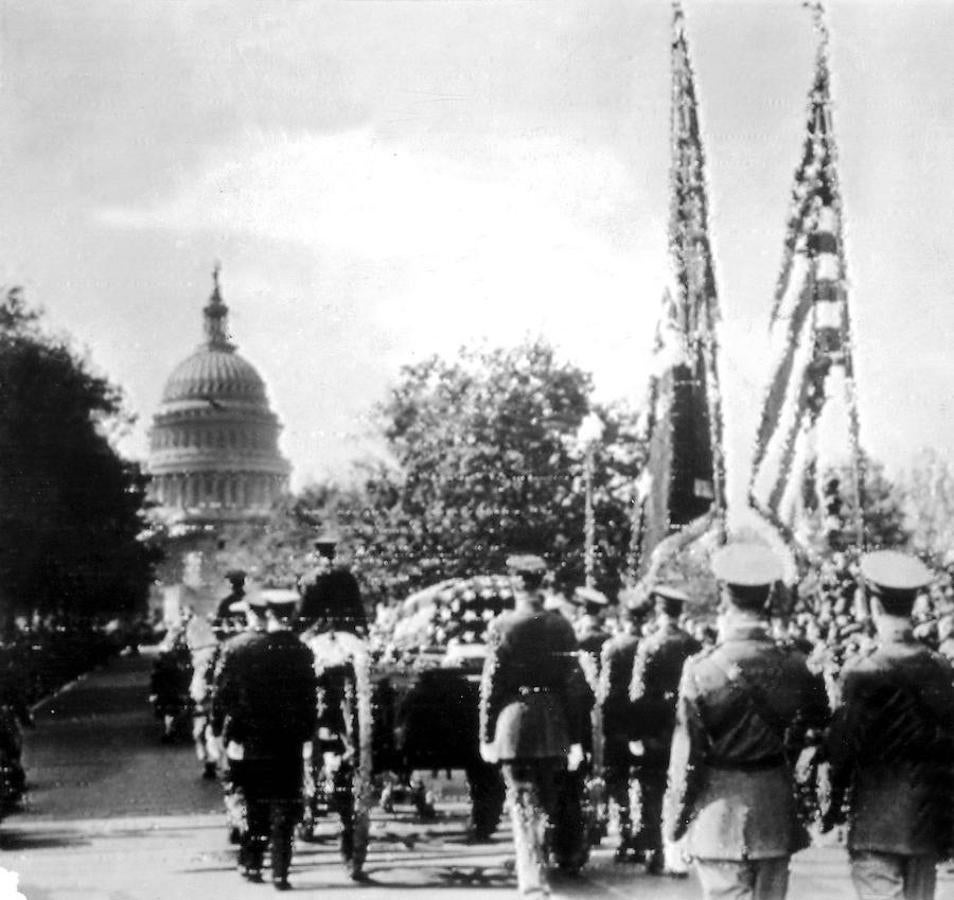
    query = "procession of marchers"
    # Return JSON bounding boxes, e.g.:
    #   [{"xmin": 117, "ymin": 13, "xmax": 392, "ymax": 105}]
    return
[
  {"xmin": 132, "ymin": 538, "xmax": 954, "ymax": 900},
  {"xmin": 7, "ymin": 3, "xmax": 954, "ymax": 900}
]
